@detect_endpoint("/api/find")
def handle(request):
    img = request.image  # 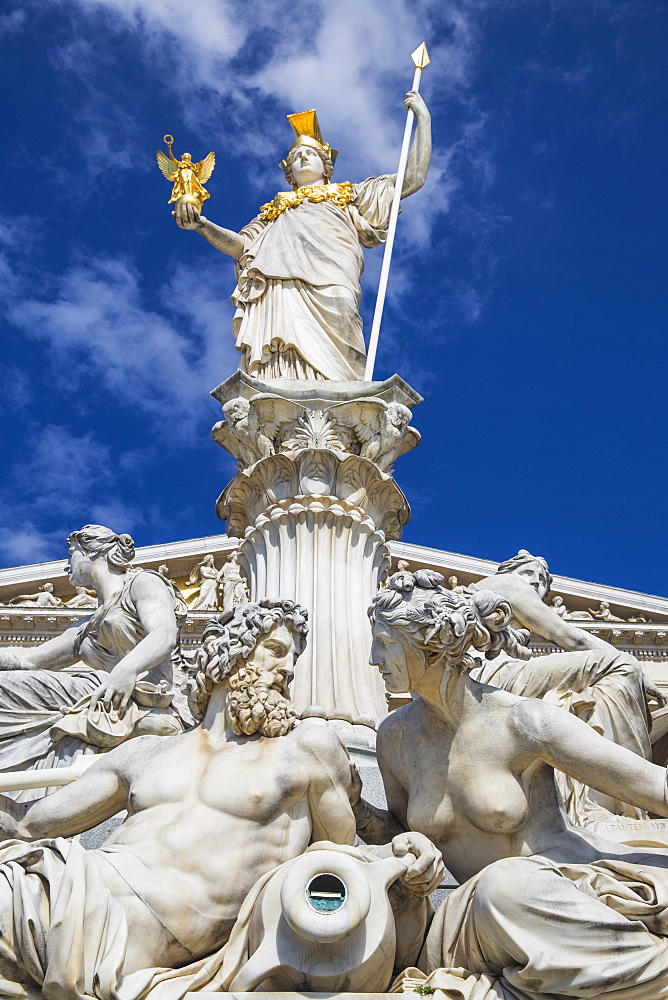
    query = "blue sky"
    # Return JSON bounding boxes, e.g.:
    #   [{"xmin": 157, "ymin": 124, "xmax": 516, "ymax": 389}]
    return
[{"xmin": 1, "ymin": 0, "xmax": 666, "ymax": 595}]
